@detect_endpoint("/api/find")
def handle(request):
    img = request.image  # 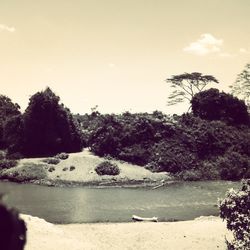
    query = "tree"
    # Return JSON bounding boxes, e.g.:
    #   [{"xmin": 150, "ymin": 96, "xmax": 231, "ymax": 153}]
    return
[
  {"xmin": 3, "ymin": 114, "xmax": 24, "ymax": 156},
  {"xmin": 0, "ymin": 95, "xmax": 21, "ymax": 148},
  {"xmin": 166, "ymin": 72, "xmax": 219, "ymax": 108},
  {"xmin": 191, "ymin": 88, "xmax": 249, "ymax": 126},
  {"xmin": 230, "ymin": 63, "xmax": 250, "ymax": 107},
  {"xmin": 22, "ymin": 87, "xmax": 83, "ymax": 157}
]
